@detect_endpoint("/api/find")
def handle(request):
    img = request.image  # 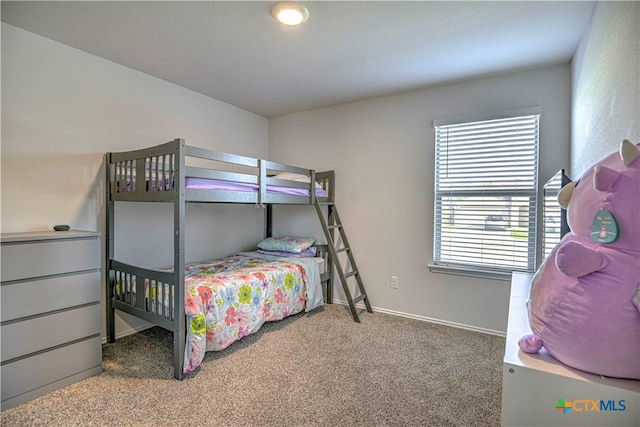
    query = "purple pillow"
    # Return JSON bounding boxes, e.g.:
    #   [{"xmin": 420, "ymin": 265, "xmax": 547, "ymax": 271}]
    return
[
  {"xmin": 257, "ymin": 236, "xmax": 316, "ymax": 253},
  {"xmin": 257, "ymin": 246, "xmax": 317, "ymax": 258}
]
